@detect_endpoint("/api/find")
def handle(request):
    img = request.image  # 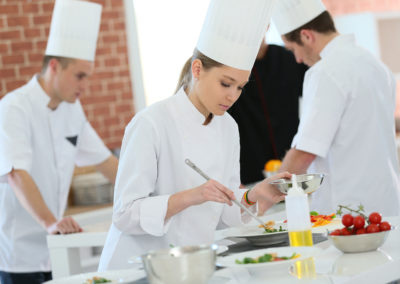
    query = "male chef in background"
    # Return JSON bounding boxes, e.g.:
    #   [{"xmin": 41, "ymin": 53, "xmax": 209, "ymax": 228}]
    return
[
  {"xmin": 270, "ymin": 0, "xmax": 400, "ymax": 216},
  {"xmin": 0, "ymin": 0, "xmax": 118, "ymax": 283}
]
